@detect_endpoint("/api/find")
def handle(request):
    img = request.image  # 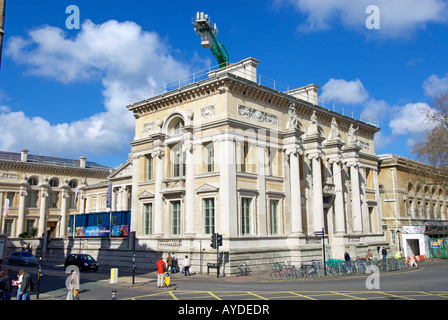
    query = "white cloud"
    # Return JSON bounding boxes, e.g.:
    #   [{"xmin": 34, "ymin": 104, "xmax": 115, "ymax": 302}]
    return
[
  {"xmin": 277, "ymin": 0, "xmax": 448, "ymax": 38},
  {"xmin": 423, "ymin": 73, "xmax": 448, "ymax": 97},
  {"xmin": 4, "ymin": 20, "xmax": 202, "ymax": 162},
  {"xmin": 361, "ymin": 98, "xmax": 390, "ymax": 122},
  {"xmin": 319, "ymin": 78, "xmax": 368, "ymax": 105},
  {"xmin": 389, "ymin": 102, "xmax": 433, "ymax": 135}
]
